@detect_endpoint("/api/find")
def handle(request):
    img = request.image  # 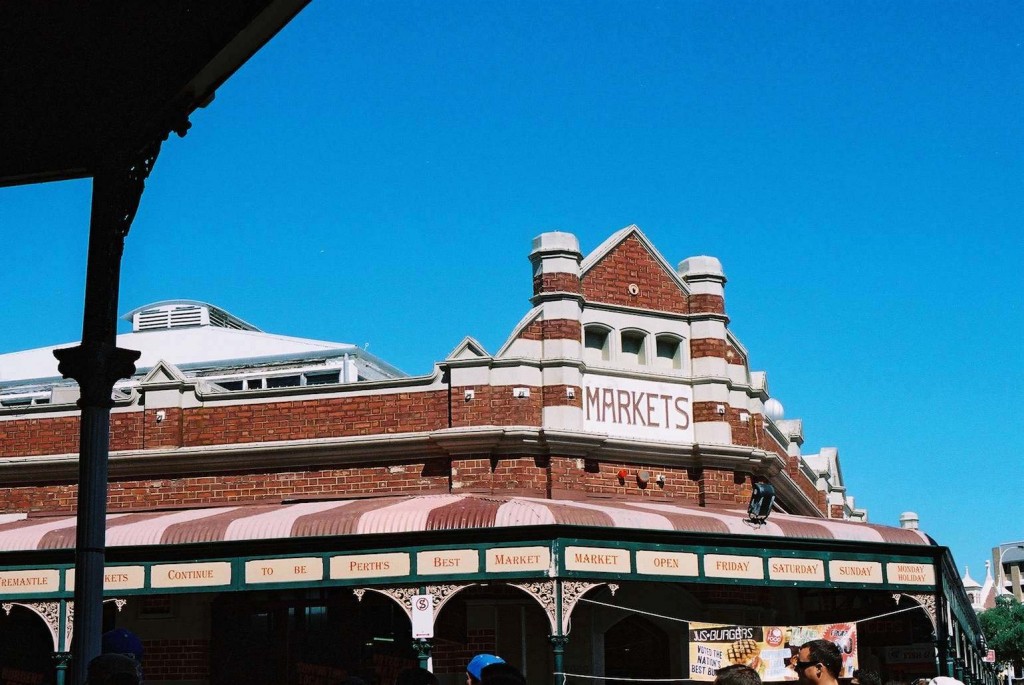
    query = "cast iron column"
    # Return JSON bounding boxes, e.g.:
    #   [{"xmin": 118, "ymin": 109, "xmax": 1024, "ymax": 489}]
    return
[
  {"xmin": 550, "ymin": 635, "xmax": 568, "ymax": 685},
  {"xmin": 54, "ymin": 146, "xmax": 158, "ymax": 685}
]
